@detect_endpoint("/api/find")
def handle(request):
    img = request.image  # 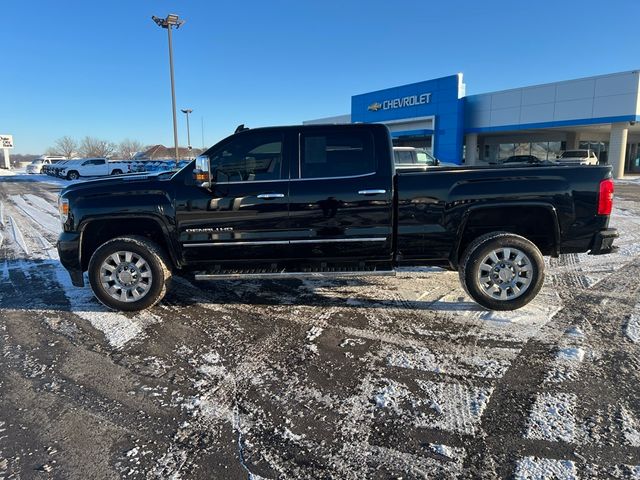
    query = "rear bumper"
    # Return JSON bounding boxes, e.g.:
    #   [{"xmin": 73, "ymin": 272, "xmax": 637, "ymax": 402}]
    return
[
  {"xmin": 57, "ymin": 231, "xmax": 85, "ymax": 287},
  {"xmin": 589, "ymin": 228, "xmax": 619, "ymax": 255}
]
